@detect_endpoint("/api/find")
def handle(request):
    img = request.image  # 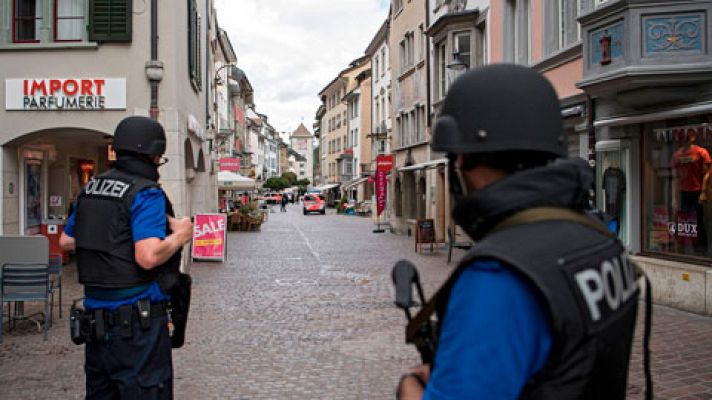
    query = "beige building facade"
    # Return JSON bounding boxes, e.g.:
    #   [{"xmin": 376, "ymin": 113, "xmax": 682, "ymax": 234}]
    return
[
  {"xmin": 389, "ymin": 0, "xmax": 433, "ymax": 237},
  {"xmin": 317, "ymin": 57, "xmax": 369, "ymax": 204},
  {"xmin": 342, "ymin": 69, "xmax": 373, "ymax": 203},
  {"xmin": 0, "ymin": 0, "xmax": 217, "ymax": 236}
]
